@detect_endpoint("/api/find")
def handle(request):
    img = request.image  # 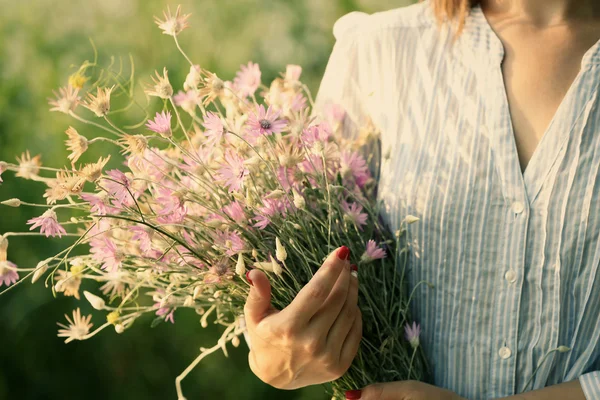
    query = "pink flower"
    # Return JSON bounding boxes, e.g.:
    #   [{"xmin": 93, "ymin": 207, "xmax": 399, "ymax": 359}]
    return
[
  {"xmin": 27, "ymin": 209, "xmax": 67, "ymax": 238},
  {"xmin": 340, "ymin": 151, "xmax": 370, "ymax": 188},
  {"xmin": 253, "ymin": 198, "xmax": 290, "ymax": 229},
  {"xmin": 404, "ymin": 322, "xmax": 421, "ymax": 349},
  {"xmin": 173, "ymin": 90, "xmax": 199, "ymax": 114},
  {"xmin": 214, "ymin": 230, "xmax": 245, "ymax": 256},
  {"xmin": 341, "ymin": 201, "xmax": 368, "ymax": 229},
  {"xmin": 361, "ymin": 239, "xmax": 386, "ymax": 262},
  {"xmin": 302, "ymin": 123, "xmax": 331, "ymax": 147},
  {"xmin": 202, "ymin": 112, "xmax": 226, "ymax": 145},
  {"xmin": 154, "ymin": 187, "xmax": 185, "ymax": 216},
  {"xmin": 233, "ymin": 61, "xmax": 261, "ymax": 97},
  {"xmin": 80, "ymin": 193, "xmax": 117, "ymax": 215},
  {"xmin": 90, "ymin": 237, "xmax": 123, "ymax": 272},
  {"xmin": 103, "ymin": 169, "xmax": 136, "ymax": 207},
  {"xmin": 146, "ymin": 111, "xmax": 172, "ymax": 137},
  {"xmin": 290, "ymin": 93, "xmax": 307, "ymax": 112},
  {"xmin": 246, "ymin": 105, "xmax": 286, "ymax": 141},
  {"xmin": 0, "ymin": 261, "xmax": 18, "ymax": 287},
  {"xmin": 155, "ymin": 304, "xmax": 175, "ymax": 324},
  {"xmin": 217, "ymin": 151, "xmax": 249, "ymax": 192},
  {"xmin": 130, "ymin": 226, "xmax": 154, "ymax": 254},
  {"xmin": 285, "ymin": 64, "xmax": 302, "ymax": 82},
  {"xmin": 222, "ymin": 201, "xmax": 246, "ymax": 224},
  {"xmin": 276, "ymin": 166, "xmax": 300, "ymax": 191},
  {"xmin": 324, "ymin": 103, "xmax": 346, "ymax": 126}
]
